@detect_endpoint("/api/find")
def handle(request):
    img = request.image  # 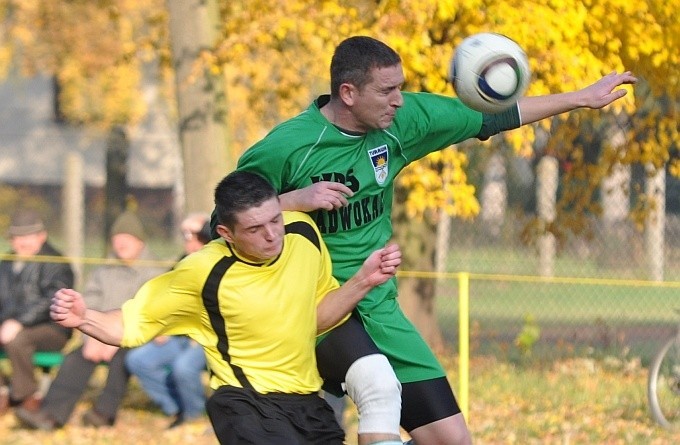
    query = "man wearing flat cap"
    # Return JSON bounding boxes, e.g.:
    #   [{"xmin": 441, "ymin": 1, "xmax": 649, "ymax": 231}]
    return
[{"xmin": 0, "ymin": 209, "xmax": 75, "ymax": 416}]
